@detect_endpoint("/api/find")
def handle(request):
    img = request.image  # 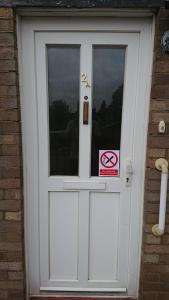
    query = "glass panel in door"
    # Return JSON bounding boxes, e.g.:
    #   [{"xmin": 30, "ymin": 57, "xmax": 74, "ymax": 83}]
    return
[
  {"xmin": 91, "ymin": 46, "xmax": 125, "ymax": 176},
  {"xmin": 47, "ymin": 46, "xmax": 80, "ymax": 176}
]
